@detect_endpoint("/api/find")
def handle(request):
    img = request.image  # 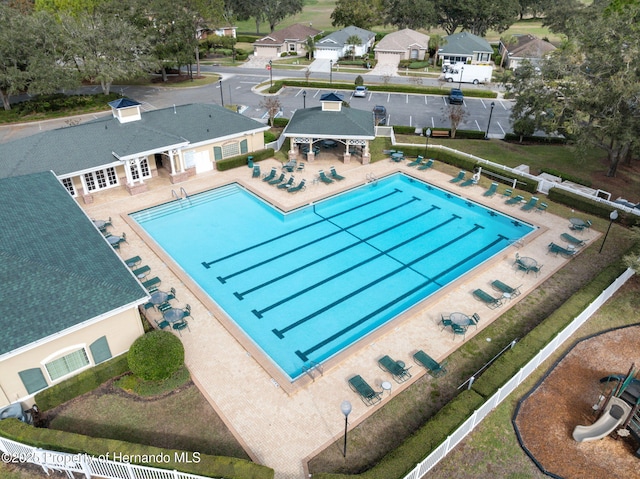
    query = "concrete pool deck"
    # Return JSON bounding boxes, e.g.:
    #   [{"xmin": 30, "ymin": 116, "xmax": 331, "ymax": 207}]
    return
[{"xmin": 82, "ymin": 156, "xmax": 600, "ymax": 479}]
